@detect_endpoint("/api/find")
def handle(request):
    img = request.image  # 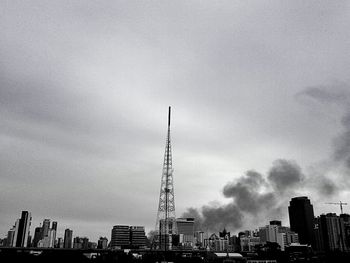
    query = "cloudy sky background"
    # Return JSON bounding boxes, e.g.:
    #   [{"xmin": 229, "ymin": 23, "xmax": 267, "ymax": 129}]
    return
[{"xmin": 1, "ymin": 0, "xmax": 350, "ymax": 241}]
